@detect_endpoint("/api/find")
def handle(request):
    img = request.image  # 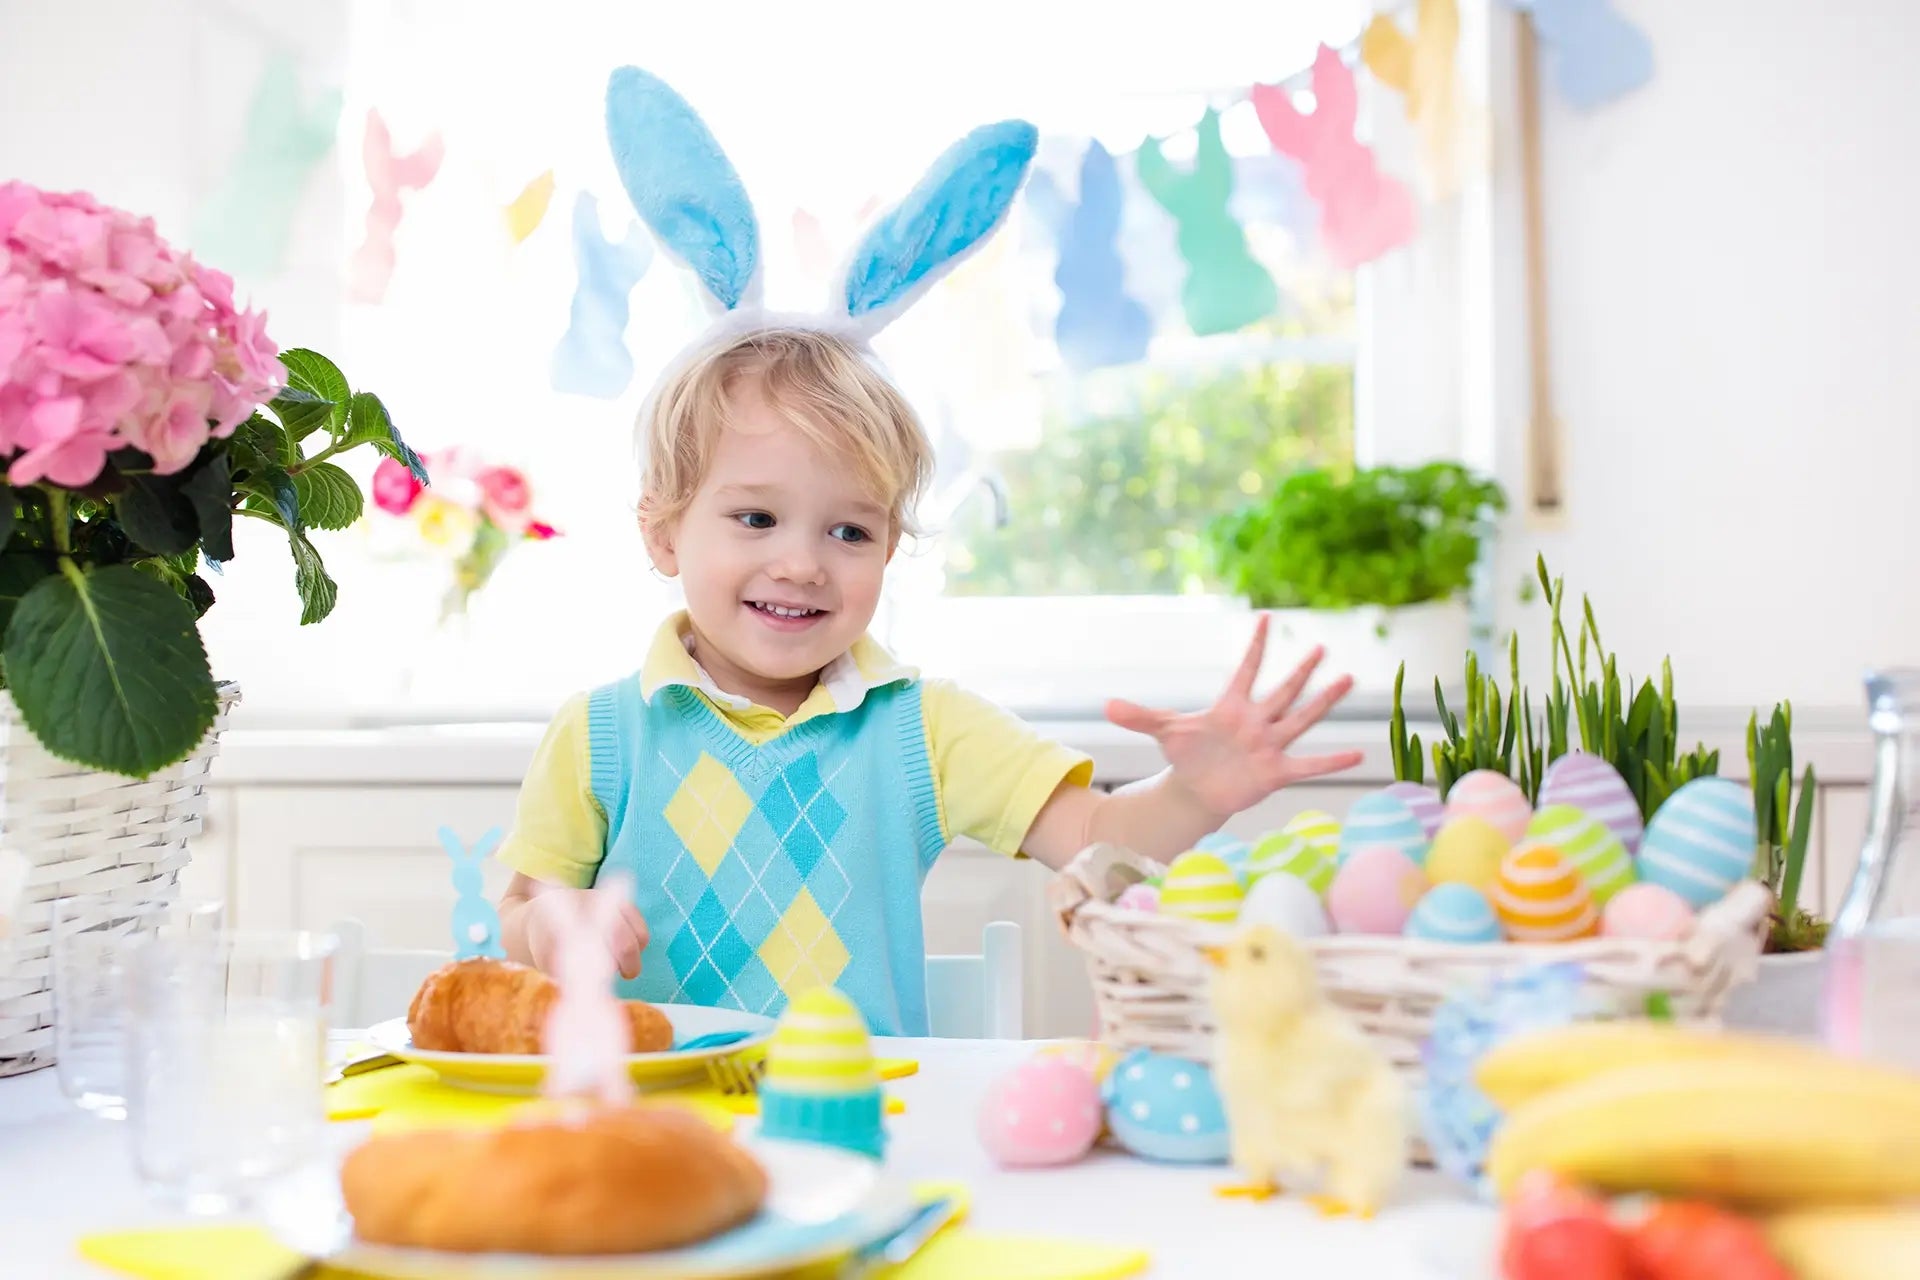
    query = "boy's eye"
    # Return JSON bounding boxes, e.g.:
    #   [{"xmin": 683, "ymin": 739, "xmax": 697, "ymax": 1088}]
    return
[
  {"xmin": 733, "ymin": 511, "xmax": 774, "ymax": 530},
  {"xmin": 830, "ymin": 524, "xmax": 872, "ymax": 544}
]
